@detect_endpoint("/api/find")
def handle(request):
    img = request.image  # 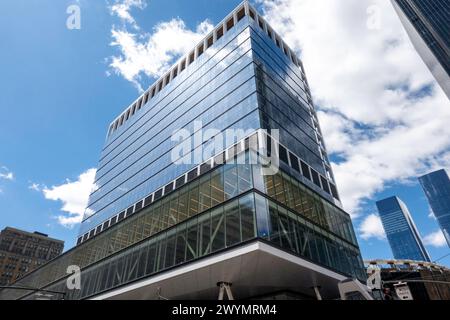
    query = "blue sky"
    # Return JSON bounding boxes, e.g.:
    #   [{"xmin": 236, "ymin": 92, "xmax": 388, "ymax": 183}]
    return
[{"xmin": 0, "ymin": 0, "xmax": 449, "ymax": 267}]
